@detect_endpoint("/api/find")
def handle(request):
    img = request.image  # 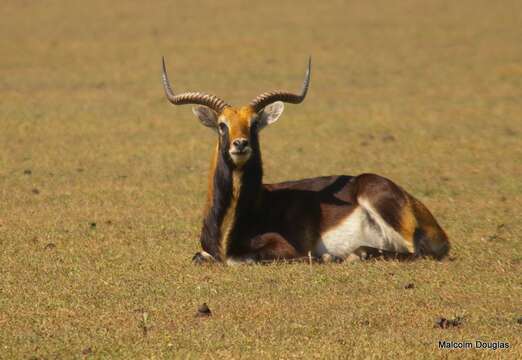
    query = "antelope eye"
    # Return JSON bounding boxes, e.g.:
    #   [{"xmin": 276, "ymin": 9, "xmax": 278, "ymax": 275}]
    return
[{"xmin": 218, "ymin": 122, "xmax": 227, "ymax": 134}]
